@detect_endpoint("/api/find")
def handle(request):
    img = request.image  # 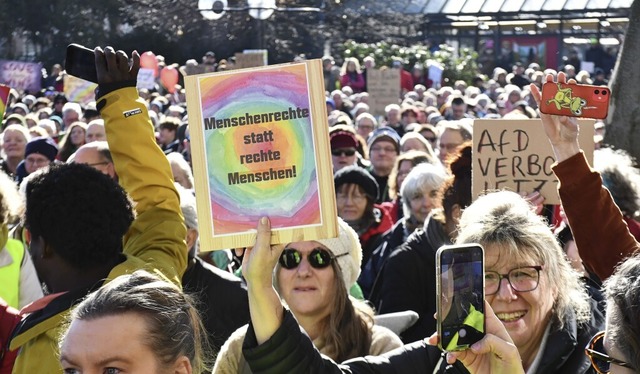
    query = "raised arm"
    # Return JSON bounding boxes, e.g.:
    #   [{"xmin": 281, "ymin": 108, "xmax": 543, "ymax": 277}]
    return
[
  {"xmin": 95, "ymin": 47, "xmax": 187, "ymax": 284},
  {"xmin": 530, "ymin": 73, "xmax": 639, "ymax": 280}
]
